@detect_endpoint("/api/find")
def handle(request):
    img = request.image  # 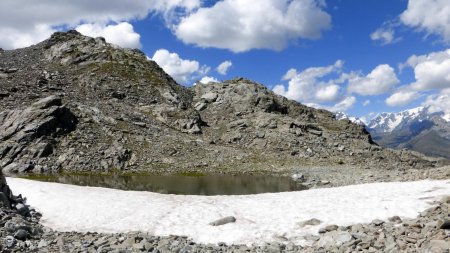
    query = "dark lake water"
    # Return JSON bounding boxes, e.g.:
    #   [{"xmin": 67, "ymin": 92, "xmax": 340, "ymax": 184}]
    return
[{"xmin": 23, "ymin": 173, "xmax": 306, "ymax": 195}]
